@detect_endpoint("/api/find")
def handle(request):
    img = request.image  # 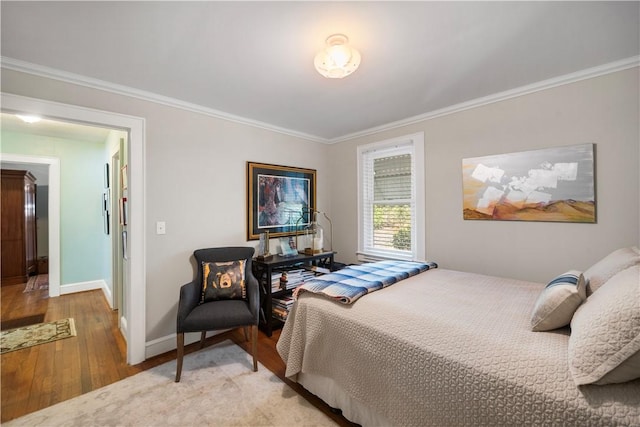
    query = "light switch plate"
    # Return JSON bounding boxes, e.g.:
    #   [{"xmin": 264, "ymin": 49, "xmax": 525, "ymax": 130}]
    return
[{"xmin": 156, "ymin": 221, "xmax": 166, "ymax": 235}]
